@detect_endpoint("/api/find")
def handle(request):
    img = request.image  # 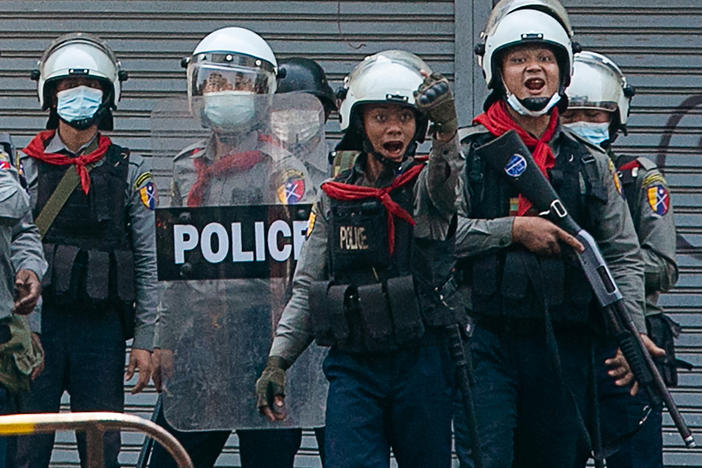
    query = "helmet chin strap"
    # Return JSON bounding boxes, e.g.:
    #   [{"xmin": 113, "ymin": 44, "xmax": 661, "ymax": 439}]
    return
[{"xmin": 504, "ymin": 85, "xmax": 561, "ymax": 117}]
